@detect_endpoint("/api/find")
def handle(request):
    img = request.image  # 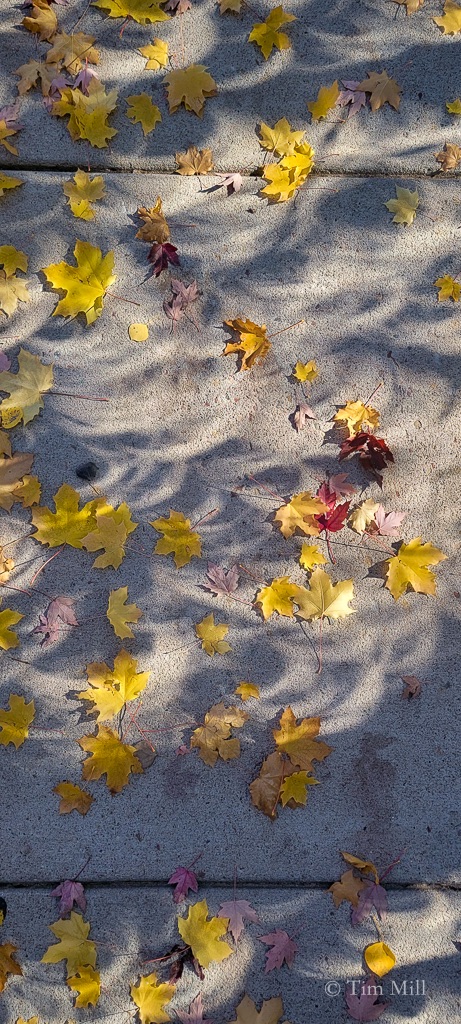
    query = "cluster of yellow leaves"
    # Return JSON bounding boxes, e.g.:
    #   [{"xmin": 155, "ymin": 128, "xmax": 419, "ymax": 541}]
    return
[
  {"xmin": 77, "ymin": 649, "xmax": 149, "ymax": 721},
  {"xmin": 334, "ymin": 399, "xmax": 380, "ymax": 436},
  {"xmin": 126, "ymin": 93, "xmax": 162, "ymax": 136},
  {"xmin": 223, "ymin": 317, "xmax": 271, "ymax": 370},
  {"xmin": 16, "ymin": 30, "xmax": 99, "ymax": 92},
  {"xmin": 259, "ymin": 118, "xmax": 314, "ymax": 202},
  {"xmin": 385, "ymin": 185, "xmax": 419, "ymax": 226},
  {"xmin": 151, "ymin": 509, "xmax": 201, "ymax": 566},
  {"xmin": 250, "ymin": 706, "xmax": 332, "ymax": 818},
  {"xmin": 0, "ymin": 694, "xmax": 34, "ymax": 745},
  {"xmin": 63, "ymin": 170, "xmax": 106, "ymax": 221},
  {"xmin": 31, "ymin": 484, "xmax": 137, "ymax": 567},
  {"xmin": 190, "ymin": 702, "xmax": 249, "ymax": 765},
  {"xmin": 43, "ymin": 239, "xmax": 115, "ymax": 324},
  {"xmin": 0, "ymin": 245, "xmax": 30, "ymax": 318},
  {"xmin": 163, "ymin": 65, "xmax": 217, "ymax": 116},
  {"xmin": 0, "ymin": 349, "xmax": 53, "ymax": 429},
  {"xmin": 249, "ymin": 6, "xmax": 296, "ymax": 60},
  {"xmin": 52, "ymin": 79, "xmax": 118, "ymax": 149},
  {"xmin": 139, "ymin": 38, "xmax": 169, "ymax": 70}
]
